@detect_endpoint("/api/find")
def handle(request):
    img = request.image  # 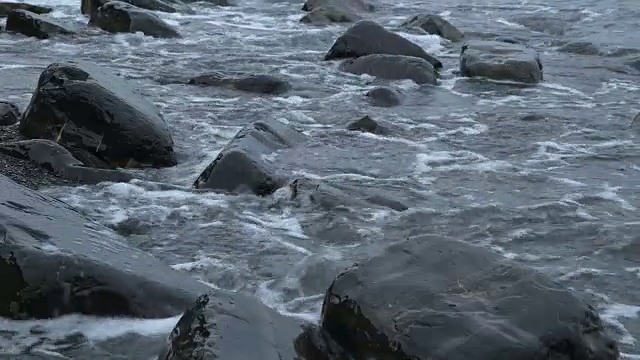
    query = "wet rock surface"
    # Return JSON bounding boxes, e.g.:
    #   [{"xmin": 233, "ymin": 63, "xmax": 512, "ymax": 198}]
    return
[
  {"xmin": 90, "ymin": 1, "xmax": 181, "ymax": 38},
  {"xmin": 346, "ymin": 115, "xmax": 388, "ymax": 134},
  {"xmin": 193, "ymin": 119, "xmax": 309, "ymax": 195},
  {"xmin": 0, "ymin": 101, "xmax": 20, "ymax": 126},
  {"xmin": 19, "ymin": 61, "xmax": 177, "ymax": 169},
  {"xmin": 339, "ymin": 54, "xmax": 438, "ymax": 85},
  {"xmin": 316, "ymin": 235, "xmax": 620, "ymax": 360},
  {"xmin": 5, "ymin": 9, "xmax": 75, "ymax": 39},
  {"xmin": 0, "ymin": 2, "xmax": 51, "ymax": 17},
  {"xmin": 188, "ymin": 72, "xmax": 291, "ymax": 95},
  {"xmin": 324, "ymin": 20, "xmax": 443, "ymax": 70},
  {"xmin": 365, "ymin": 87, "xmax": 401, "ymax": 107},
  {"xmin": 81, "ymin": 0, "xmax": 193, "ymax": 17},
  {"xmin": 158, "ymin": 292, "xmax": 304, "ymax": 360},
  {"xmin": 401, "ymin": 14, "xmax": 464, "ymax": 42},
  {"xmin": 460, "ymin": 40, "xmax": 543, "ymax": 83}
]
